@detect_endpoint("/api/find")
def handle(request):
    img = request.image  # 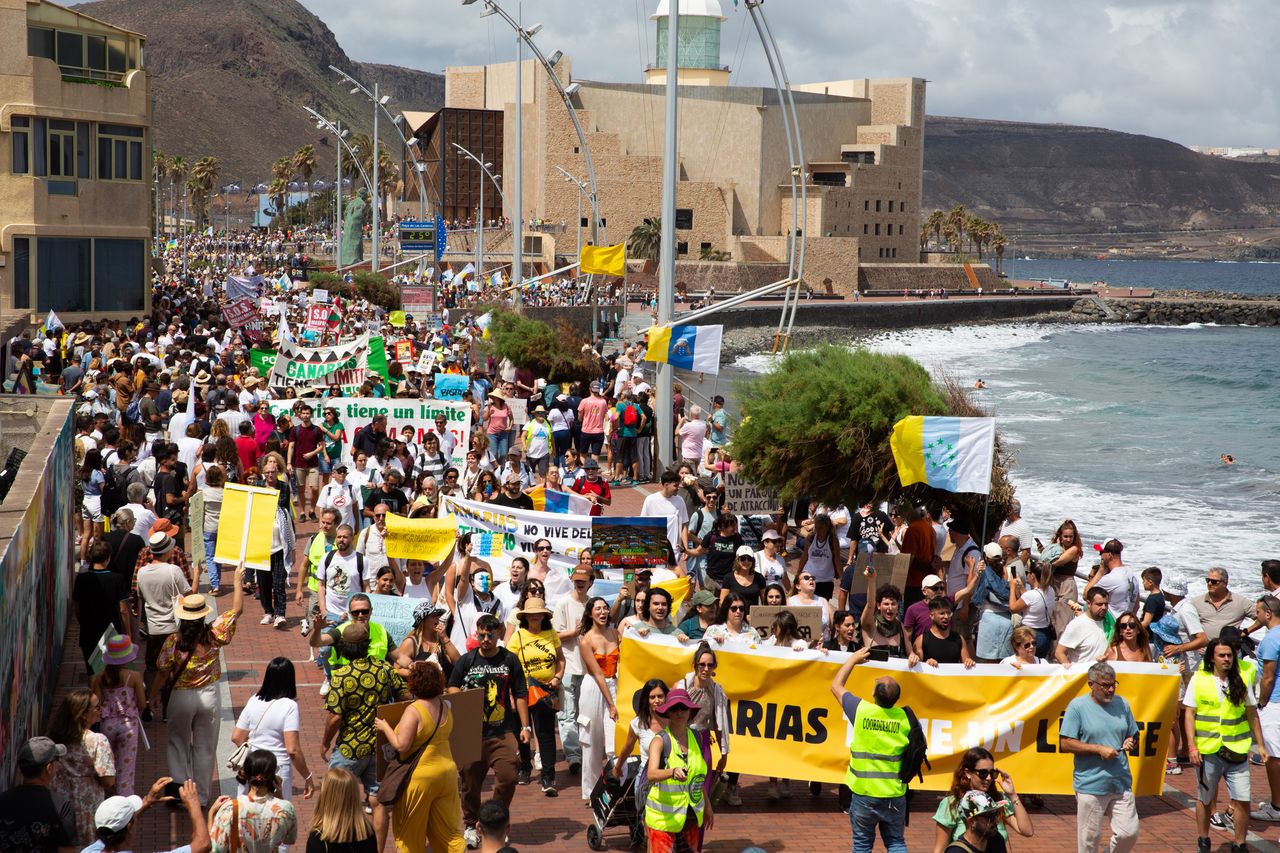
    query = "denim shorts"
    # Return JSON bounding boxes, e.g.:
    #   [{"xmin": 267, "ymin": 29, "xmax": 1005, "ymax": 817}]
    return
[
  {"xmin": 1197, "ymin": 750, "xmax": 1251, "ymax": 804},
  {"xmin": 329, "ymin": 750, "xmax": 380, "ymax": 795},
  {"xmin": 317, "ymin": 456, "xmax": 333, "ymax": 474}
]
